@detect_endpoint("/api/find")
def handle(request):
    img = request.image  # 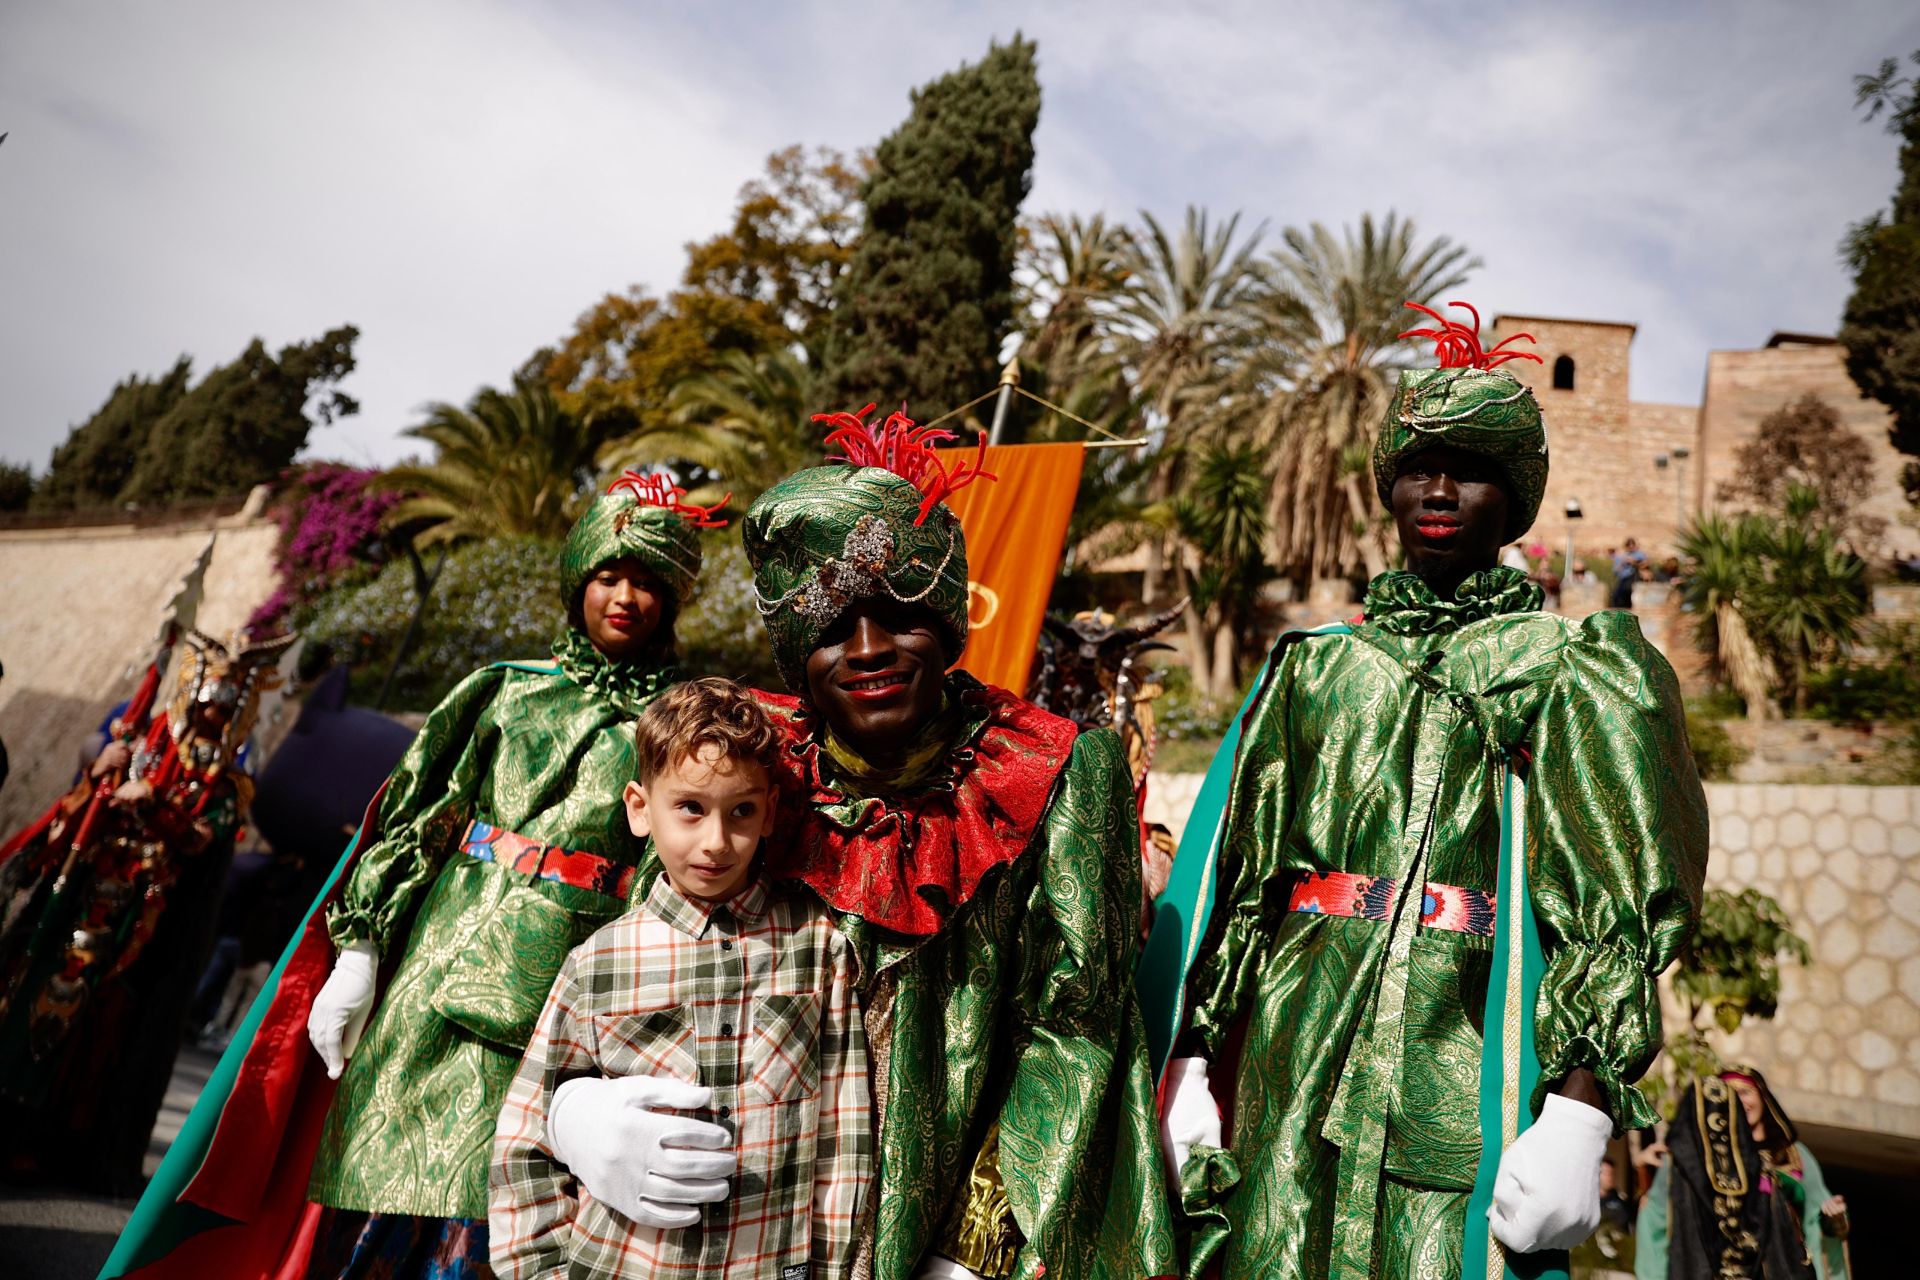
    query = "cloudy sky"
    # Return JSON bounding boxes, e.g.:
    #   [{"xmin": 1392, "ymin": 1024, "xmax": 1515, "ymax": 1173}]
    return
[{"xmin": 3, "ymin": 0, "xmax": 1917, "ymax": 471}]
